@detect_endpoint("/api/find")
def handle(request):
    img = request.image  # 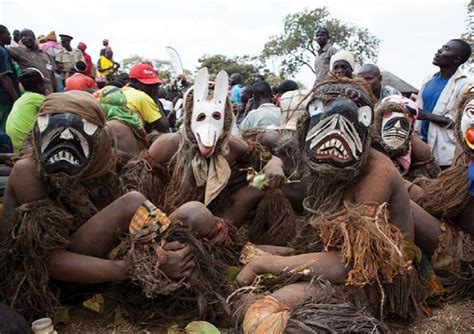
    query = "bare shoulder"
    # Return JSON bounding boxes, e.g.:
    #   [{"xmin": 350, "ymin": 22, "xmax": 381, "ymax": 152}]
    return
[
  {"xmin": 411, "ymin": 134, "xmax": 432, "ymax": 162},
  {"xmin": 228, "ymin": 136, "xmax": 249, "ymax": 156},
  {"xmin": 354, "ymin": 149, "xmax": 397, "ymax": 203},
  {"xmin": 148, "ymin": 132, "xmax": 181, "ymax": 163},
  {"xmin": 9, "ymin": 156, "xmax": 47, "ymax": 204}
]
